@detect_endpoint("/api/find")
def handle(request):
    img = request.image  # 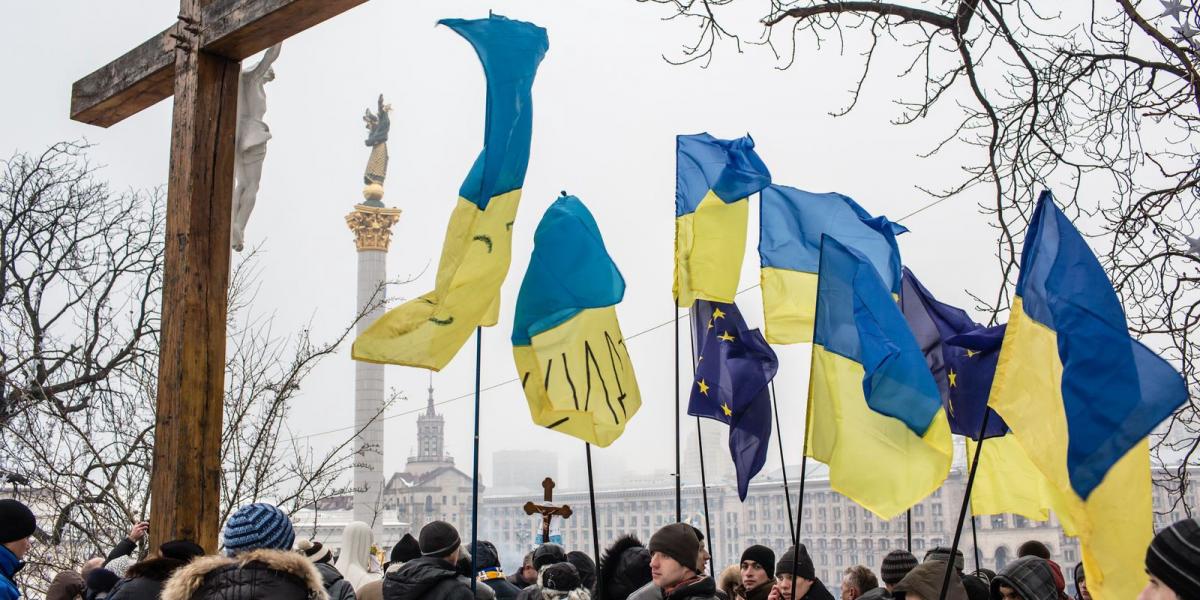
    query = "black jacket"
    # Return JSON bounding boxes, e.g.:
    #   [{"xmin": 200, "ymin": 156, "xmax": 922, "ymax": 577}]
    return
[
  {"xmin": 160, "ymin": 549, "xmax": 328, "ymax": 600},
  {"xmin": 106, "ymin": 540, "xmax": 139, "ymax": 565},
  {"xmin": 383, "ymin": 557, "xmax": 473, "ymax": 600},
  {"xmin": 504, "ymin": 576, "xmax": 530, "ymax": 592},
  {"xmin": 798, "ymin": 580, "xmax": 833, "ymax": 600},
  {"xmin": 108, "ymin": 557, "xmax": 189, "ymax": 600},
  {"xmin": 482, "ymin": 579, "xmax": 520, "ymax": 600},
  {"xmin": 314, "ymin": 562, "xmax": 356, "ymax": 600},
  {"xmin": 597, "ymin": 535, "xmax": 650, "ymax": 600},
  {"xmin": 664, "ymin": 577, "xmax": 719, "ymax": 600}
]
